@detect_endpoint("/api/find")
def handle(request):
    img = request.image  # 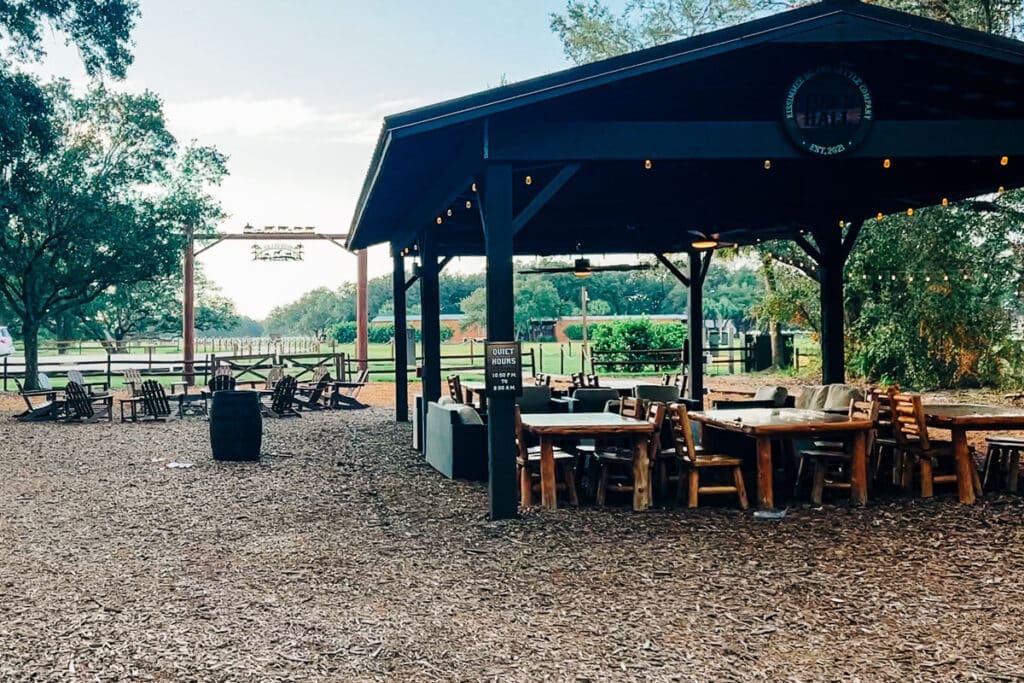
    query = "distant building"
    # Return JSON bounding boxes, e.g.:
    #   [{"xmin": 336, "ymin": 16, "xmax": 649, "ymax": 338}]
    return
[{"xmin": 370, "ymin": 314, "xmax": 483, "ymax": 343}]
